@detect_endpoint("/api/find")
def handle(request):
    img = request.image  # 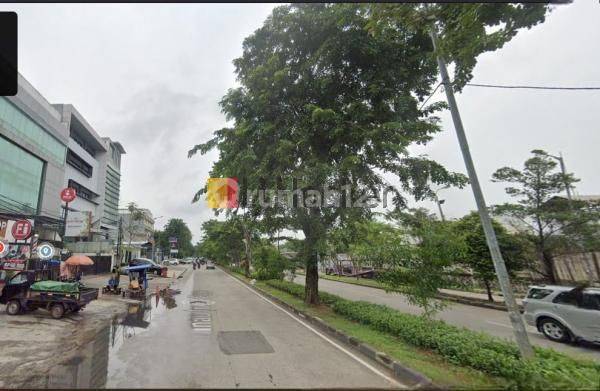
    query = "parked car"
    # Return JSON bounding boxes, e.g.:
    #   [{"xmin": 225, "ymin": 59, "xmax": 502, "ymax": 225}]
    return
[
  {"xmin": 523, "ymin": 285, "xmax": 600, "ymax": 344},
  {"xmin": 179, "ymin": 258, "xmax": 192, "ymax": 265},
  {"xmin": 206, "ymin": 261, "xmax": 215, "ymax": 270},
  {"xmin": 168, "ymin": 259, "xmax": 179, "ymax": 266},
  {"xmin": 123, "ymin": 258, "xmax": 165, "ymax": 276}
]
